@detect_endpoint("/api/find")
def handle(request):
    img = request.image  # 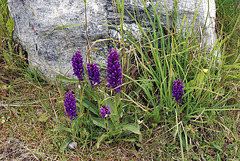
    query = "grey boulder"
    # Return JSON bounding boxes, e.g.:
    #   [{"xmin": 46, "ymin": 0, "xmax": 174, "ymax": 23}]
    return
[{"xmin": 8, "ymin": 0, "xmax": 217, "ymax": 80}]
